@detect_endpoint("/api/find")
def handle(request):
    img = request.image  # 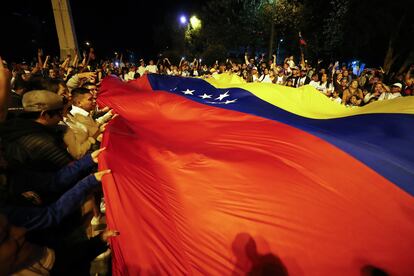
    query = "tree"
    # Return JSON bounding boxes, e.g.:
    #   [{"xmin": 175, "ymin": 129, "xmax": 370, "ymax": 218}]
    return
[
  {"xmin": 261, "ymin": 0, "xmax": 304, "ymax": 59},
  {"xmin": 199, "ymin": 0, "xmax": 265, "ymax": 59}
]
